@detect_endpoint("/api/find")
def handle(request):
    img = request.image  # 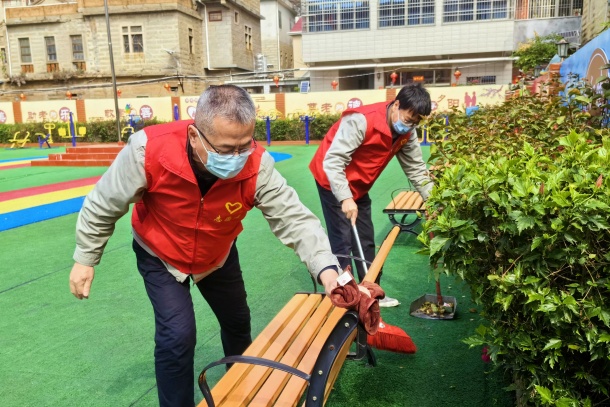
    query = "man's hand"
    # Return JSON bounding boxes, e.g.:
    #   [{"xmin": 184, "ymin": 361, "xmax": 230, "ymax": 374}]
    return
[
  {"xmin": 69, "ymin": 263, "xmax": 95, "ymax": 299},
  {"xmin": 341, "ymin": 198, "xmax": 358, "ymax": 225},
  {"xmin": 319, "ymin": 268, "xmax": 371, "ymax": 298},
  {"xmin": 319, "ymin": 268, "xmax": 339, "ymax": 297}
]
